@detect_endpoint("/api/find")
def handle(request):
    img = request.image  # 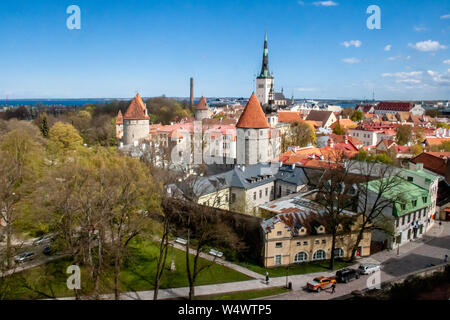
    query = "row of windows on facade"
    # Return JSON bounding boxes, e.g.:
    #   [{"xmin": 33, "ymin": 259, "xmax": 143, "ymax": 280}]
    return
[
  {"xmin": 201, "ymin": 185, "xmax": 295, "ymax": 206},
  {"xmin": 275, "ymin": 239, "xmax": 327, "ymax": 247},
  {"xmin": 274, "ymin": 248, "xmax": 344, "ymax": 265},
  {"xmin": 395, "ymin": 207, "xmax": 428, "ymax": 228}
]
